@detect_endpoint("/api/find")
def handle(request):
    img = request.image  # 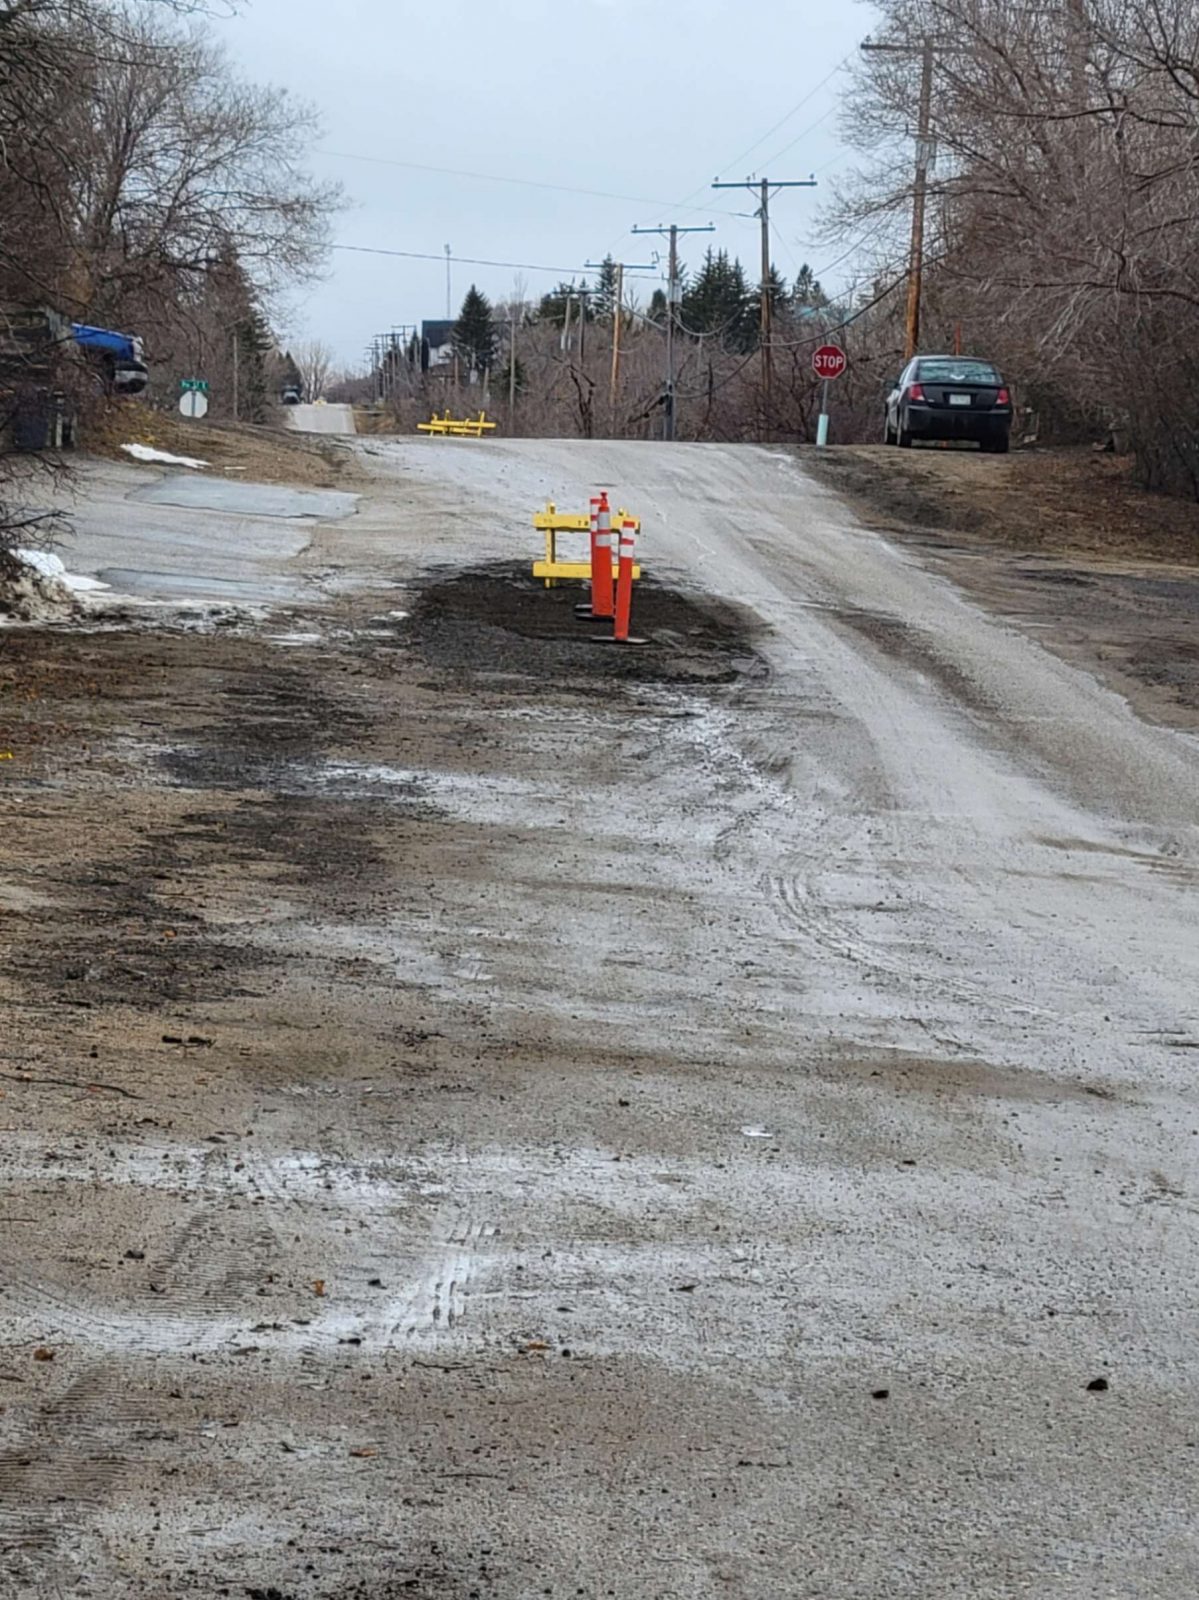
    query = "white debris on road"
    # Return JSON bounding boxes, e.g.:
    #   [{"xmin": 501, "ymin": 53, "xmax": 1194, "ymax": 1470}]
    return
[{"xmin": 121, "ymin": 442, "xmax": 209, "ymax": 469}]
